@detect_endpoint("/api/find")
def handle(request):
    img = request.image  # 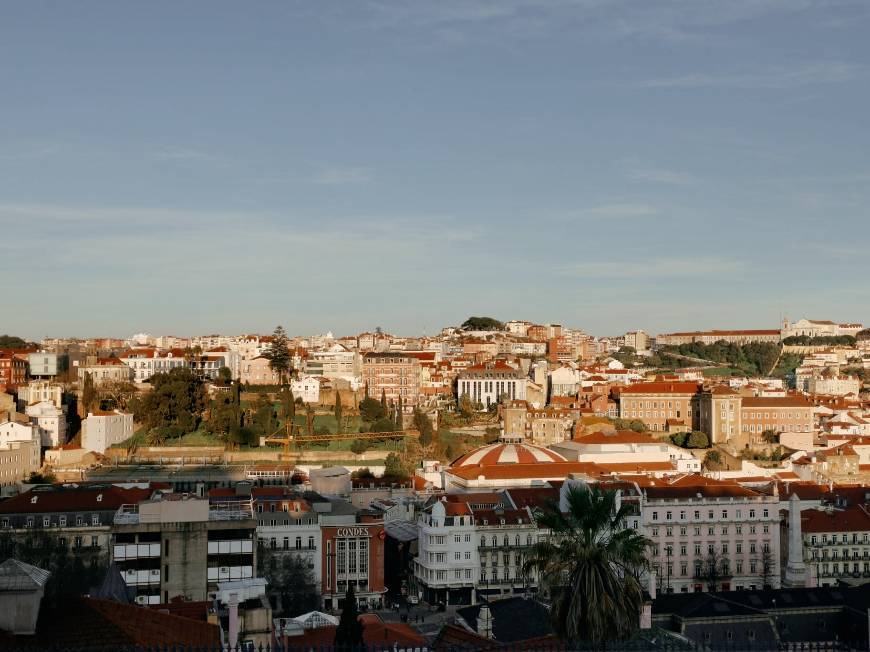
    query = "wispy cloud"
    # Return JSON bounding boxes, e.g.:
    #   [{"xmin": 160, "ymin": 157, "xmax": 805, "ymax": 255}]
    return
[
  {"xmin": 635, "ymin": 62, "xmax": 862, "ymax": 89},
  {"xmin": 556, "ymin": 258, "xmax": 745, "ymax": 279},
  {"xmin": 150, "ymin": 146, "xmax": 213, "ymax": 161},
  {"xmin": 582, "ymin": 203, "xmax": 659, "ymax": 217}
]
